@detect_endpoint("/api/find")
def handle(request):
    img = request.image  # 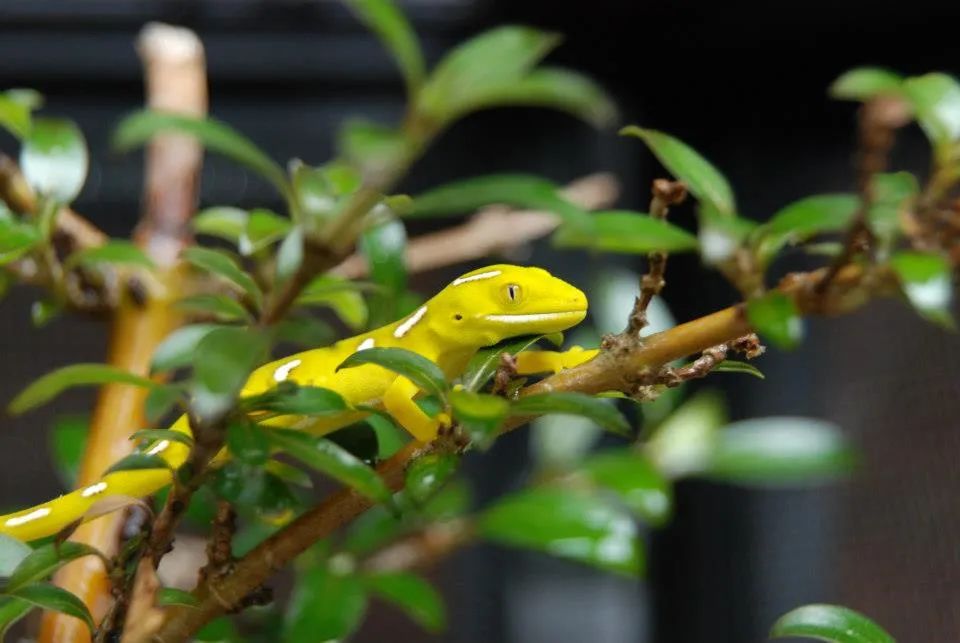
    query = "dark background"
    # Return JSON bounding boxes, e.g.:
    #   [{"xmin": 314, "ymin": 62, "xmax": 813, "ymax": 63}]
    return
[{"xmin": 1, "ymin": 1, "xmax": 959, "ymax": 641}]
